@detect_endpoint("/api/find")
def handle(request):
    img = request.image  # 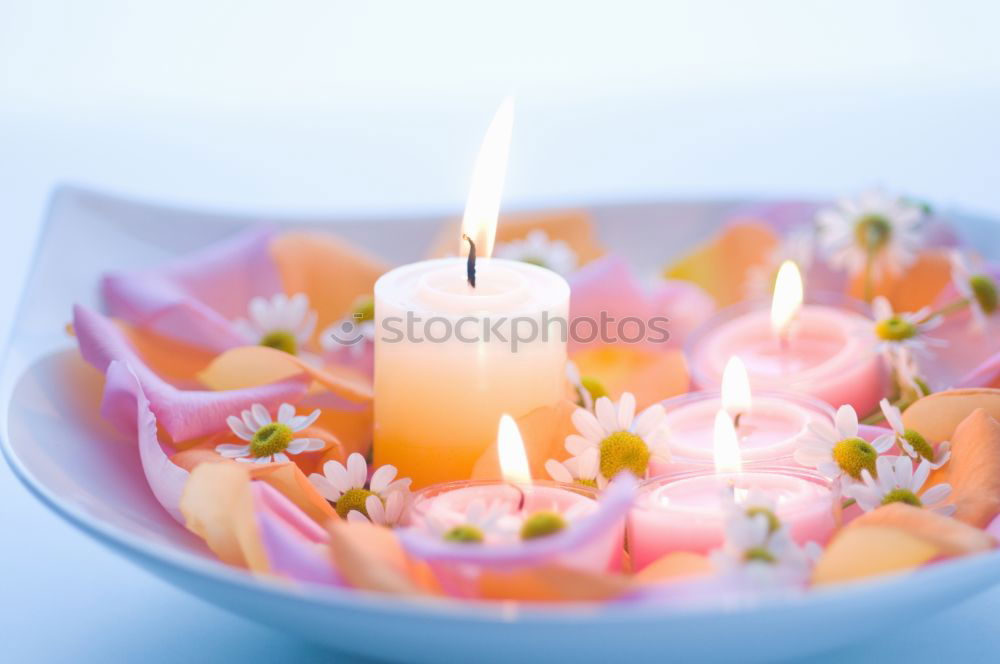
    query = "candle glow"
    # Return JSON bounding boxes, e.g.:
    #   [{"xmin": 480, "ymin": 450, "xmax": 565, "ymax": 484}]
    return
[
  {"xmin": 712, "ymin": 410, "xmax": 743, "ymax": 474},
  {"xmin": 459, "ymin": 97, "xmax": 514, "ymax": 259},
  {"xmin": 721, "ymin": 356, "xmax": 752, "ymax": 418},
  {"xmin": 497, "ymin": 413, "xmax": 532, "ymax": 484},
  {"xmin": 770, "ymin": 260, "xmax": 804, "ymax": 339}
]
